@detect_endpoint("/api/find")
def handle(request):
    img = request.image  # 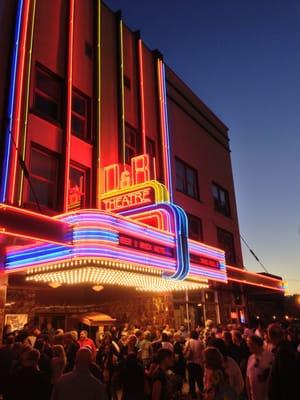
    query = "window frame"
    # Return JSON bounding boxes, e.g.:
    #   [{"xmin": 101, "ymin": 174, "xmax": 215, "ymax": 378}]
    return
[
  {"xmin": 212, "ymin": 182, "xmax": 231, "ymax": 217},
  {"xmin": 71, "ymin": 88, "xmax": 91, "ymax": 141},
  {"xmin": 216, "ymin": 226, "xmax": 236, "ymax": 265},
  {"xmin": 187, "ymin": 213, "xmax": 203, "ymax": 242},
  {"xmin": 32, "ymin": 63, "xmax": 63, "ymax": 126},
  {"xmin": 28, "ymin": 144, "xmax": 60, "ymax": 211},
  {"xmin": 175, "ymin": 157, "xmax": 200, "ymax": 200},
  {"xmin": 125, "ymin": 123, "xmax": 138, "ymax": 165},
  {"xmin": 68, "ymin": 162, "xmax": 90, "ymax": 210}
]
